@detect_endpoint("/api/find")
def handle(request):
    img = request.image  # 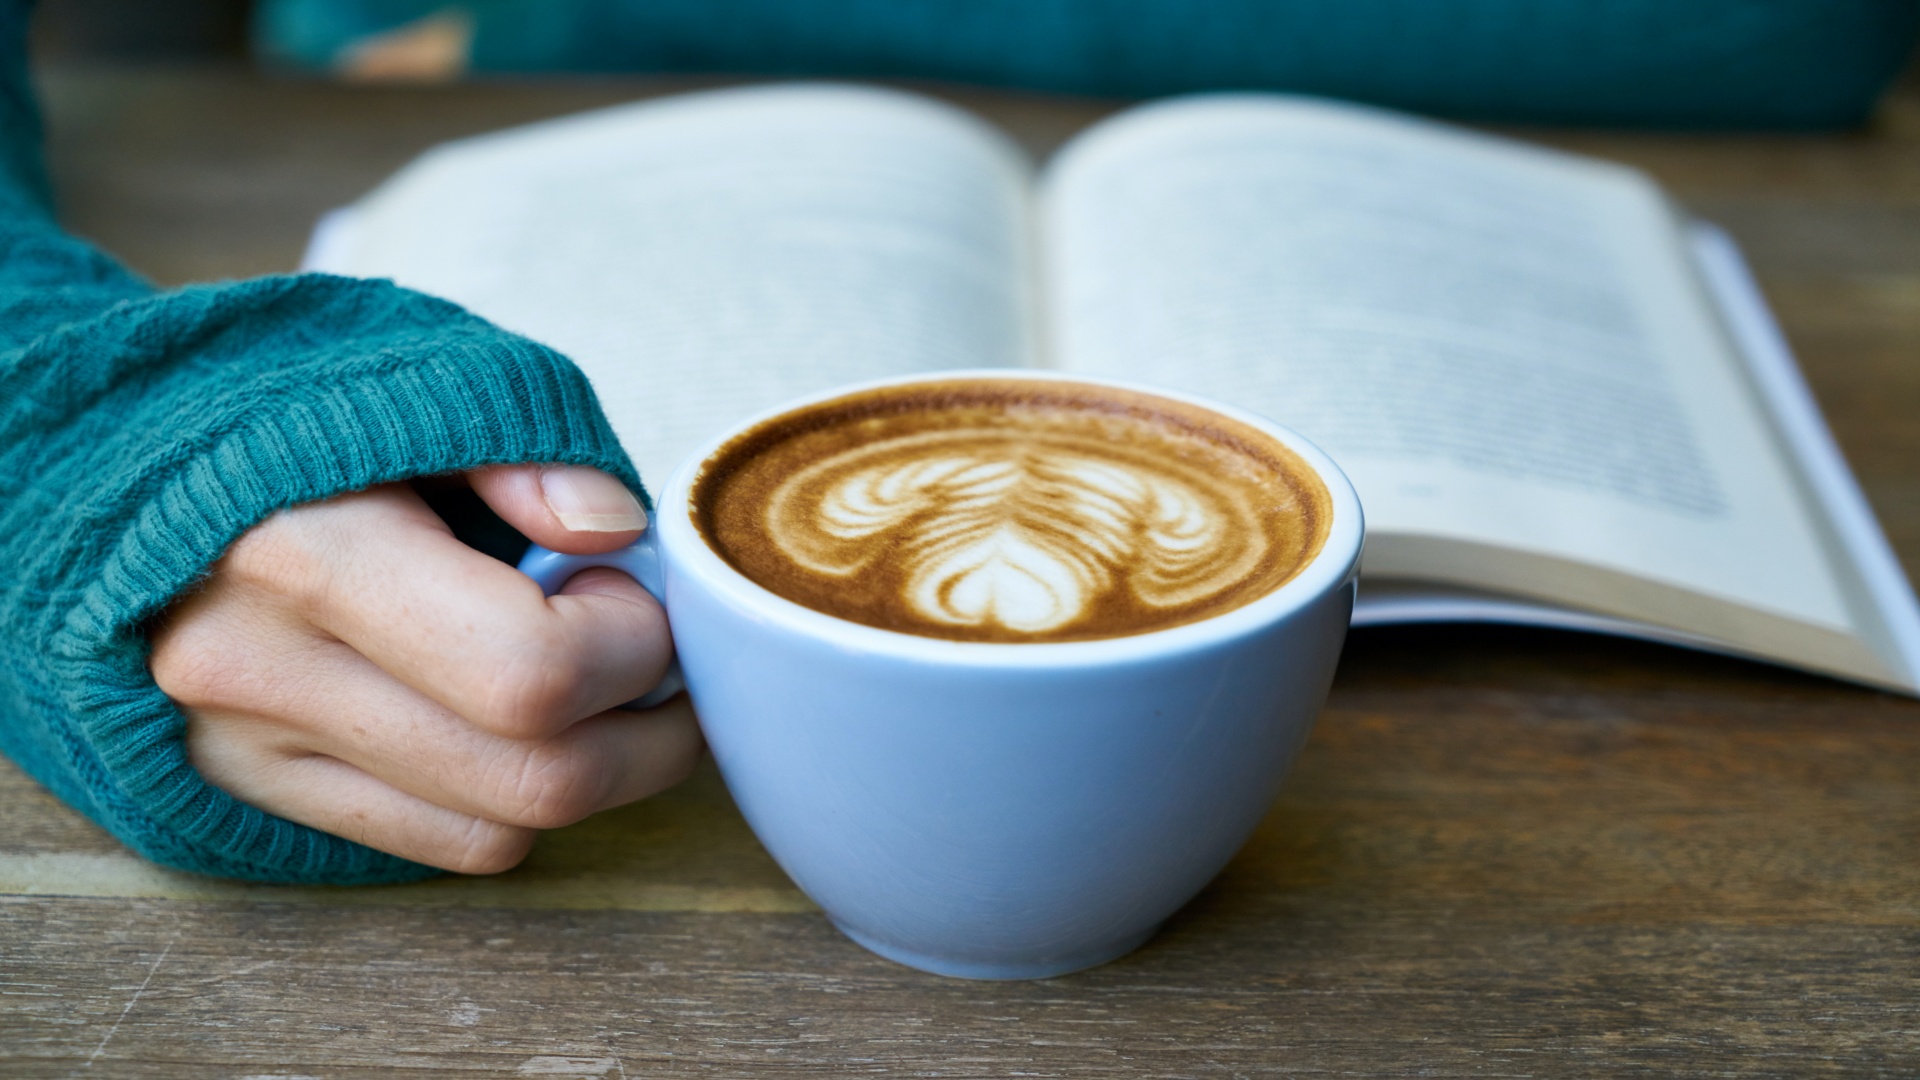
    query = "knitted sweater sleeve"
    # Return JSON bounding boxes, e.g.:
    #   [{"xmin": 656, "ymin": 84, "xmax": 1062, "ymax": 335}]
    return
[{"xmin": 0, "ymin": 1, "xmax": 644, "ymax": 884}]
